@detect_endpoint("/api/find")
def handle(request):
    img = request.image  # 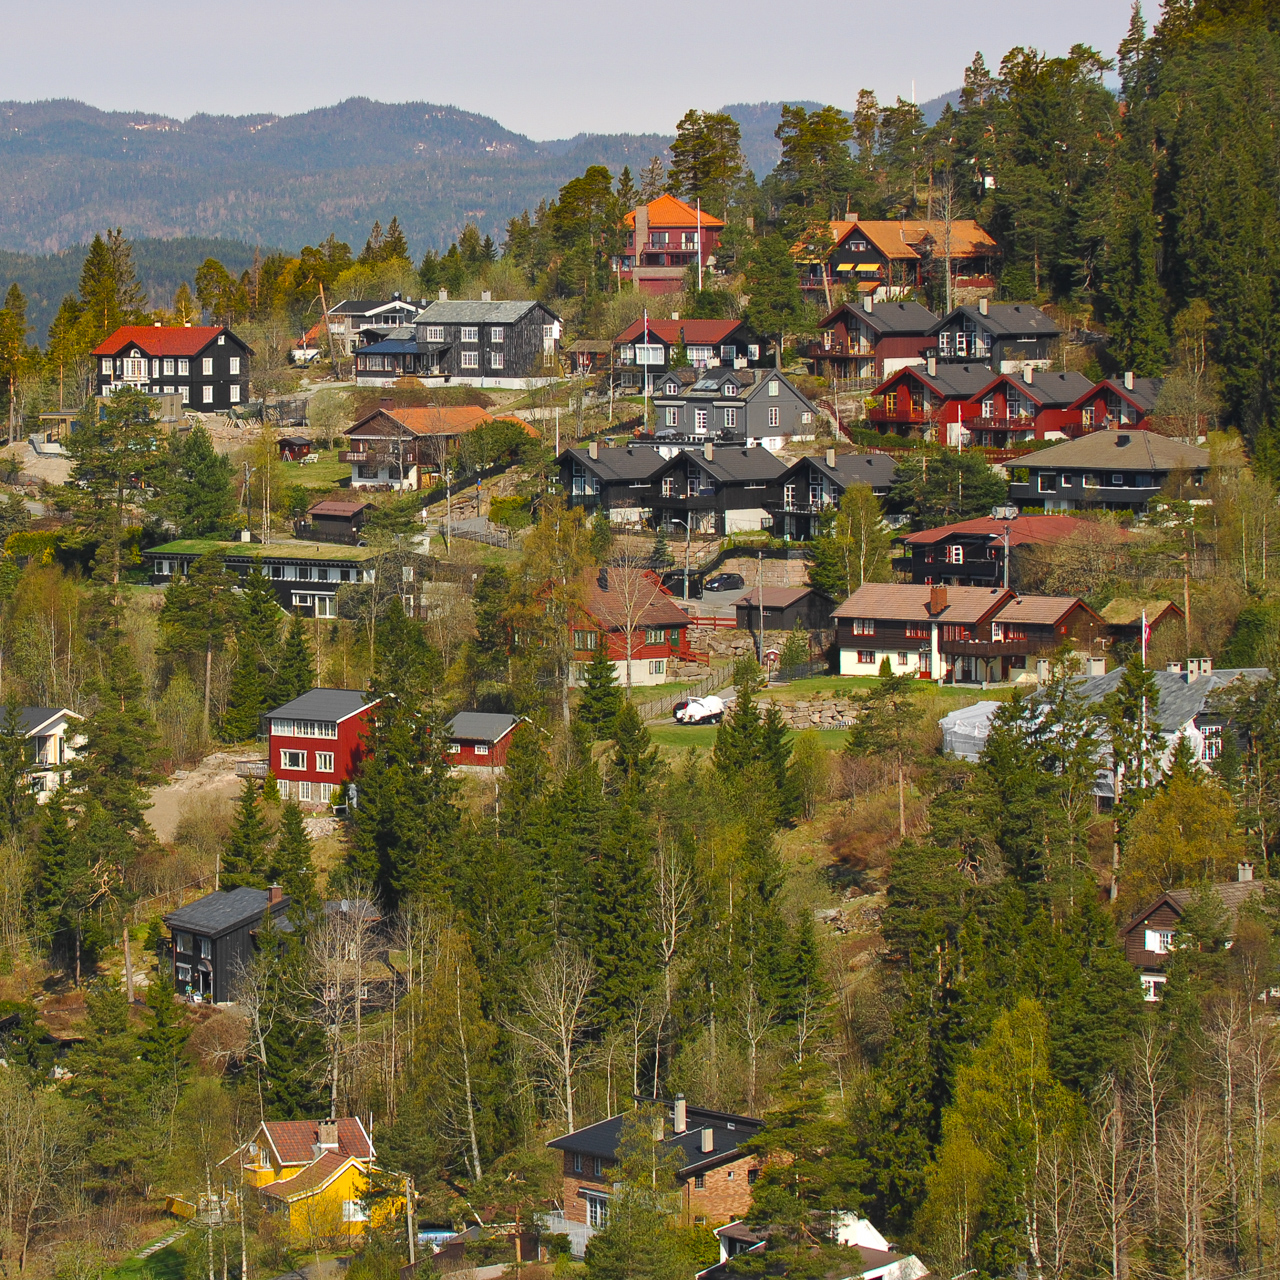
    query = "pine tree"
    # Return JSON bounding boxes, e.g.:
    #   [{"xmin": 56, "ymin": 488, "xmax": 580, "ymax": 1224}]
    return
[
  {"xmin": 158, "ymin": 551, "xmax": 235, "ymax": 736},
  {"xmin": 140, "ymin": 967, "xmax": 191, "ymax": 1077},
  {"xmin": 714, "ymin": 676, "xmax": 763, "ymax": 776},
  {"xmin": 223, "ymin": 568, "xmax": 281, "ymax": 736},
  {"xmin": 223, "ymin": 643, "xmax": 266, "ymax": 742},
  {"xmin": 650, "ymin": 526, "xmax": 674, "ymax": 570},
  {"xmin": 382, "ymin": 216, "xmax": 410, "ymax": 261},
  {"xmin": 373, "ymin": 599, "xmax": 443, "ymax": 704},
  {"xmin": 611, "ymin": 701, "xmax": 659, "ymax": 789},
  {"xmin": 0, "ymin": 695, "xmax": 35, "ymax": 834},
  {"xmin": 273, "ymin": 612, "xmax": 317, "ymax": 706},
  {"xmin": 168, "ymin": 422, "xmax": 235, "ymax": 536},
  {"xmin": 221, "ymin": 778, "xmax": 269, "ymax": 890},
  {"xmin": 578, "ymin": 641, "xmax": 623, "ymax": 738},
  {"xmin": 359, "ymin": 219, "xmax": 385, "ymax": 264},
  {"xmin": 273, "ymin": 800, "xmax": 319, "ymax": 918},
  {"xmin": 760, "ymin": 702, "xmax": 797, "ymax": 820}
]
